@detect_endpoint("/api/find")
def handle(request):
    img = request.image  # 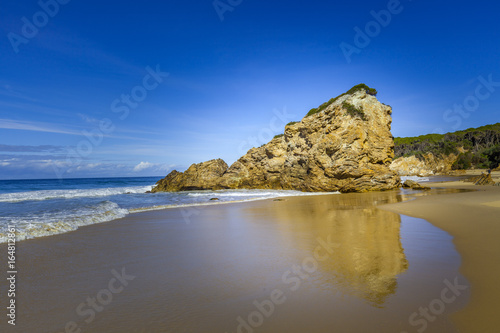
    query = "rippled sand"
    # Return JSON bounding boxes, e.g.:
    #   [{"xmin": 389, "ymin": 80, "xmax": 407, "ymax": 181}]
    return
[{"xmin": 0, "ymin": 189, "xmax": 469, "ymax": 332}]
